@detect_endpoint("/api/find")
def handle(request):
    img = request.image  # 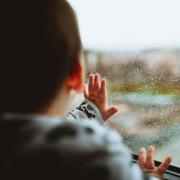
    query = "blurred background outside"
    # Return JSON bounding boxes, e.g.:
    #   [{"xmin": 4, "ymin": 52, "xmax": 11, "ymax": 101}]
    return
[{"xmin": 68, "ymin": 0, "xmax": 180, "ymax": 167}]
